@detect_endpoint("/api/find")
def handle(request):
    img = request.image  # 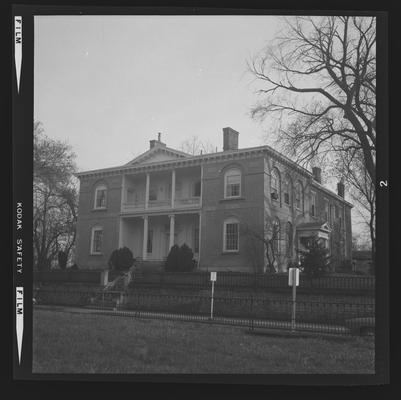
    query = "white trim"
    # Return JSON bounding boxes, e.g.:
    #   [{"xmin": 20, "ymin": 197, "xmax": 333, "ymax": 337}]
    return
[
  {"xmin": 223, "ymin": 217, "xmax": 240, "ymax": 253},
  {"xmin": 90, "ymin": 226, "xmax": 103, "ymax": 255},
  {"xmin": 224, "ymin": 168, "xmax": 241, "ymax": 199},
  {"xmin": 295, "ymin": 181, "xmax": 303, "ymax": 211},
  {"xmin": 270, "ymin": 167, "xmax": 281, "ymax": 204},
  {"xmin": 171, "ymin": 170, "xmax": 176, "ymax": 208},
  {"xmin": 94, "ymin": 184, "xmax": 107, "ymax": 210},
  {"xmin": 310, "ymin": 190, "xmax": 317, "ymax": 217}
]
